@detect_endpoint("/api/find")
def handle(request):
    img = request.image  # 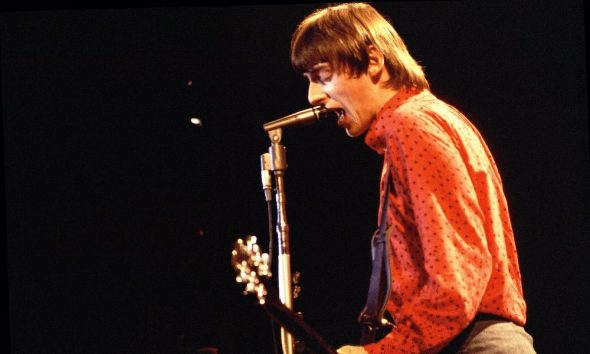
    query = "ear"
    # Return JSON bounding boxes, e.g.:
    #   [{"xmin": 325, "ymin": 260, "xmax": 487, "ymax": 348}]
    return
[{"xmin": 367, "ymin": 45, "xmax": 385, "ymax": 80}]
